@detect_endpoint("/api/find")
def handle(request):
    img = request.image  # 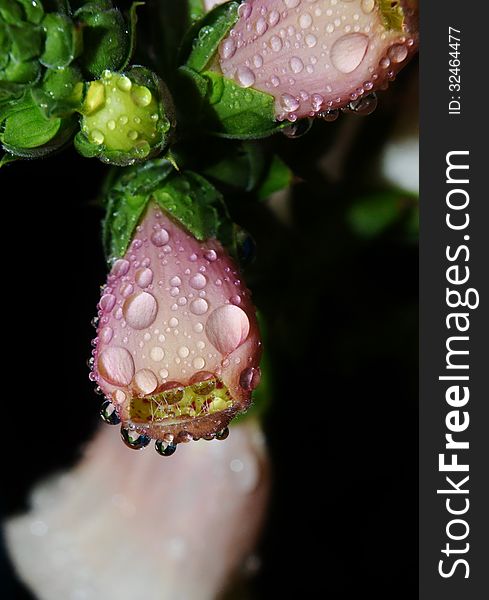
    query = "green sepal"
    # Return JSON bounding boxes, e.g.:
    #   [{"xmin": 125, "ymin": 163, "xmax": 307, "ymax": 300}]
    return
[
  {"xmin": 102, "ymin": 158, "xmax": 234, "ymax": 263},
  {"xmin": 183, "ymin": 1, "xmax": 239, "ymax": 73},
  {"xmin": 379, "ymin": 0, "xmax": 406, "ymax": 31},
  {"xmin": 201, "ymin": 70, "xmax": 285, "ymax": 139},
  {"xmin": 186, "ymin": 0, "xmax": 205, "ymax": 24},
  {"xmin": 32, "ymin": 65, "xmax": 84, "ymax": 117},
  {"xmin": 40, "ymin": 12, "xmax": 79, "ymax": 69},
  {"xmin": 16, "ymin": 0, "xmax": 44, "ymax": 25},
  {"xmin": 75, "ymin": 1, "xmax": 131, "ymax": 78},
  {"xmin": 0, "ymin": 90, "xmax": 77, "ymax": 157}
]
